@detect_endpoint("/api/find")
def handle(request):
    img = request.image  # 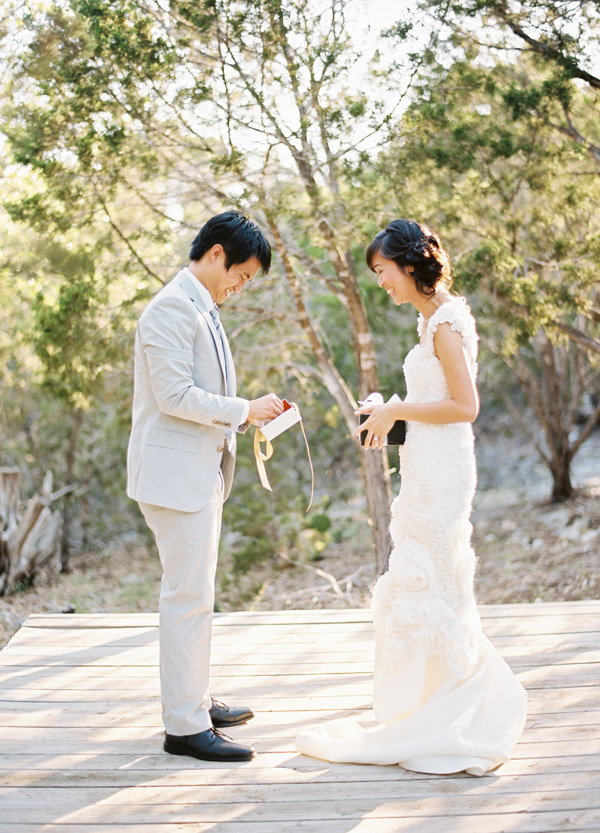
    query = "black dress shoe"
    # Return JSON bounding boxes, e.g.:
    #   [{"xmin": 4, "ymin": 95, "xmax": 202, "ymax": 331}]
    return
[
  {"xmin": 164, "ymin": 727, "xmax": 255, "ymax": 762},
  {"xmin": 209, "ymin": 697, "xmax": 255, "ymax": 728}
]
